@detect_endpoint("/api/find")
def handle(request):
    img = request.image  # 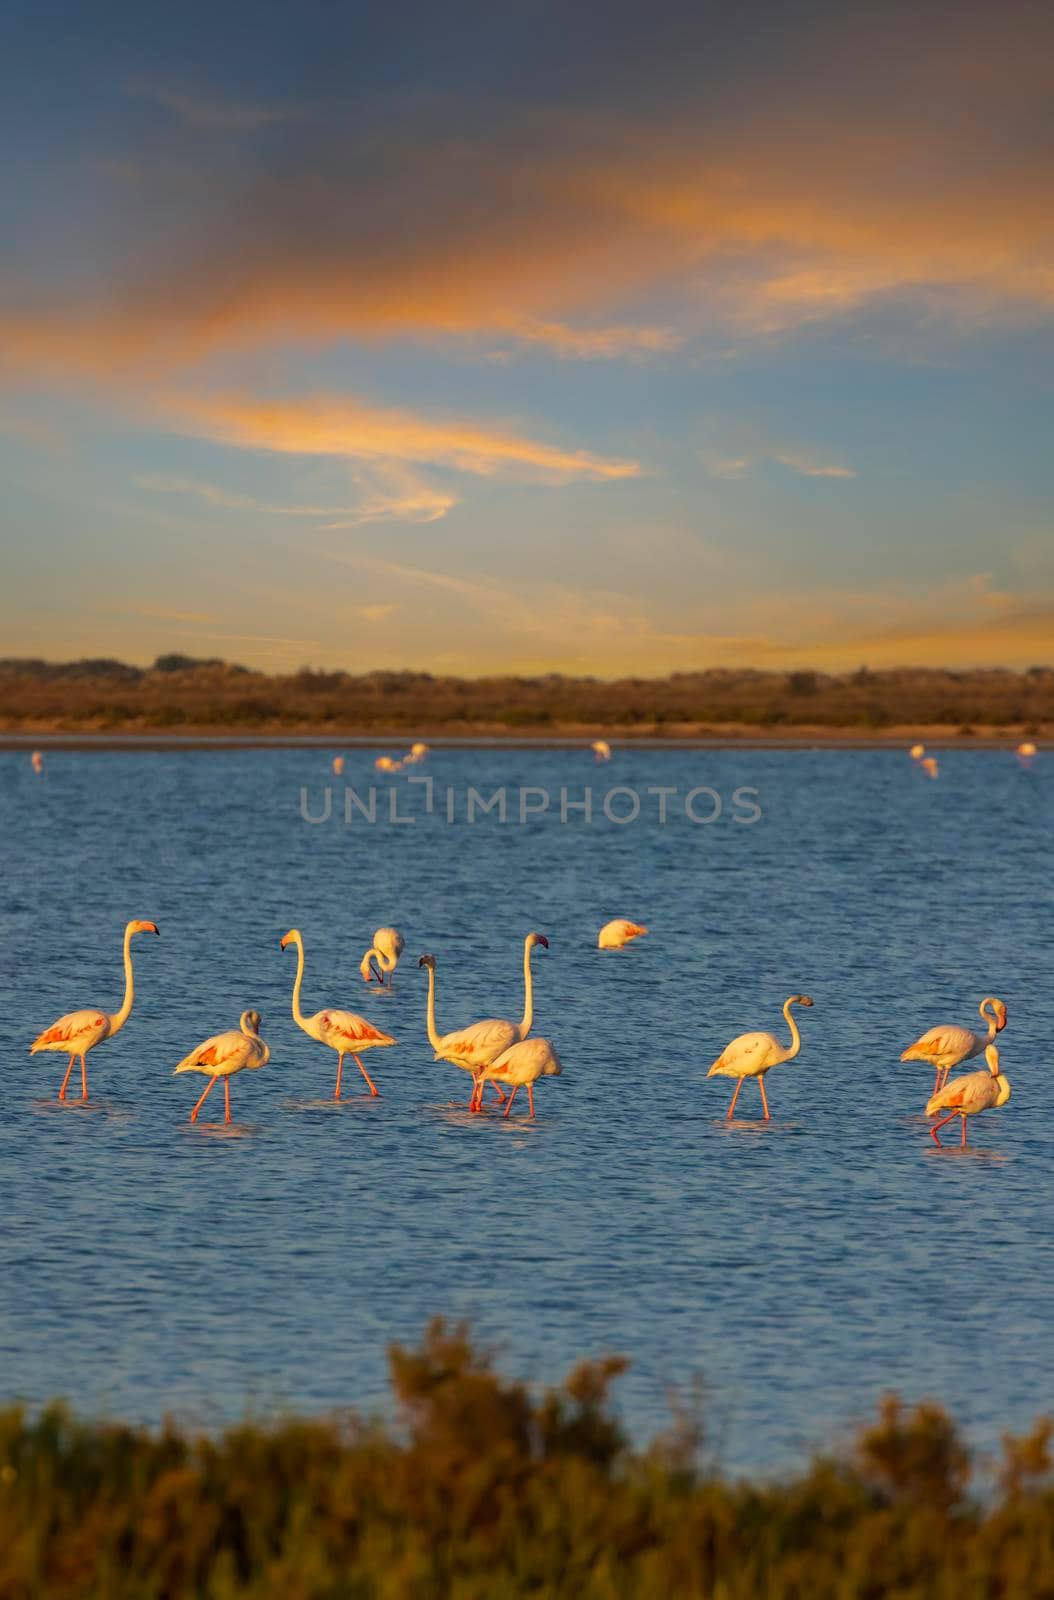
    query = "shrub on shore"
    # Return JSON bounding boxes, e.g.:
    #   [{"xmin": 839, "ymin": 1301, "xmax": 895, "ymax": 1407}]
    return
[{"xmin": 2, "ymin": 1320, "xmax": 1054, "ymax": 1597}]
